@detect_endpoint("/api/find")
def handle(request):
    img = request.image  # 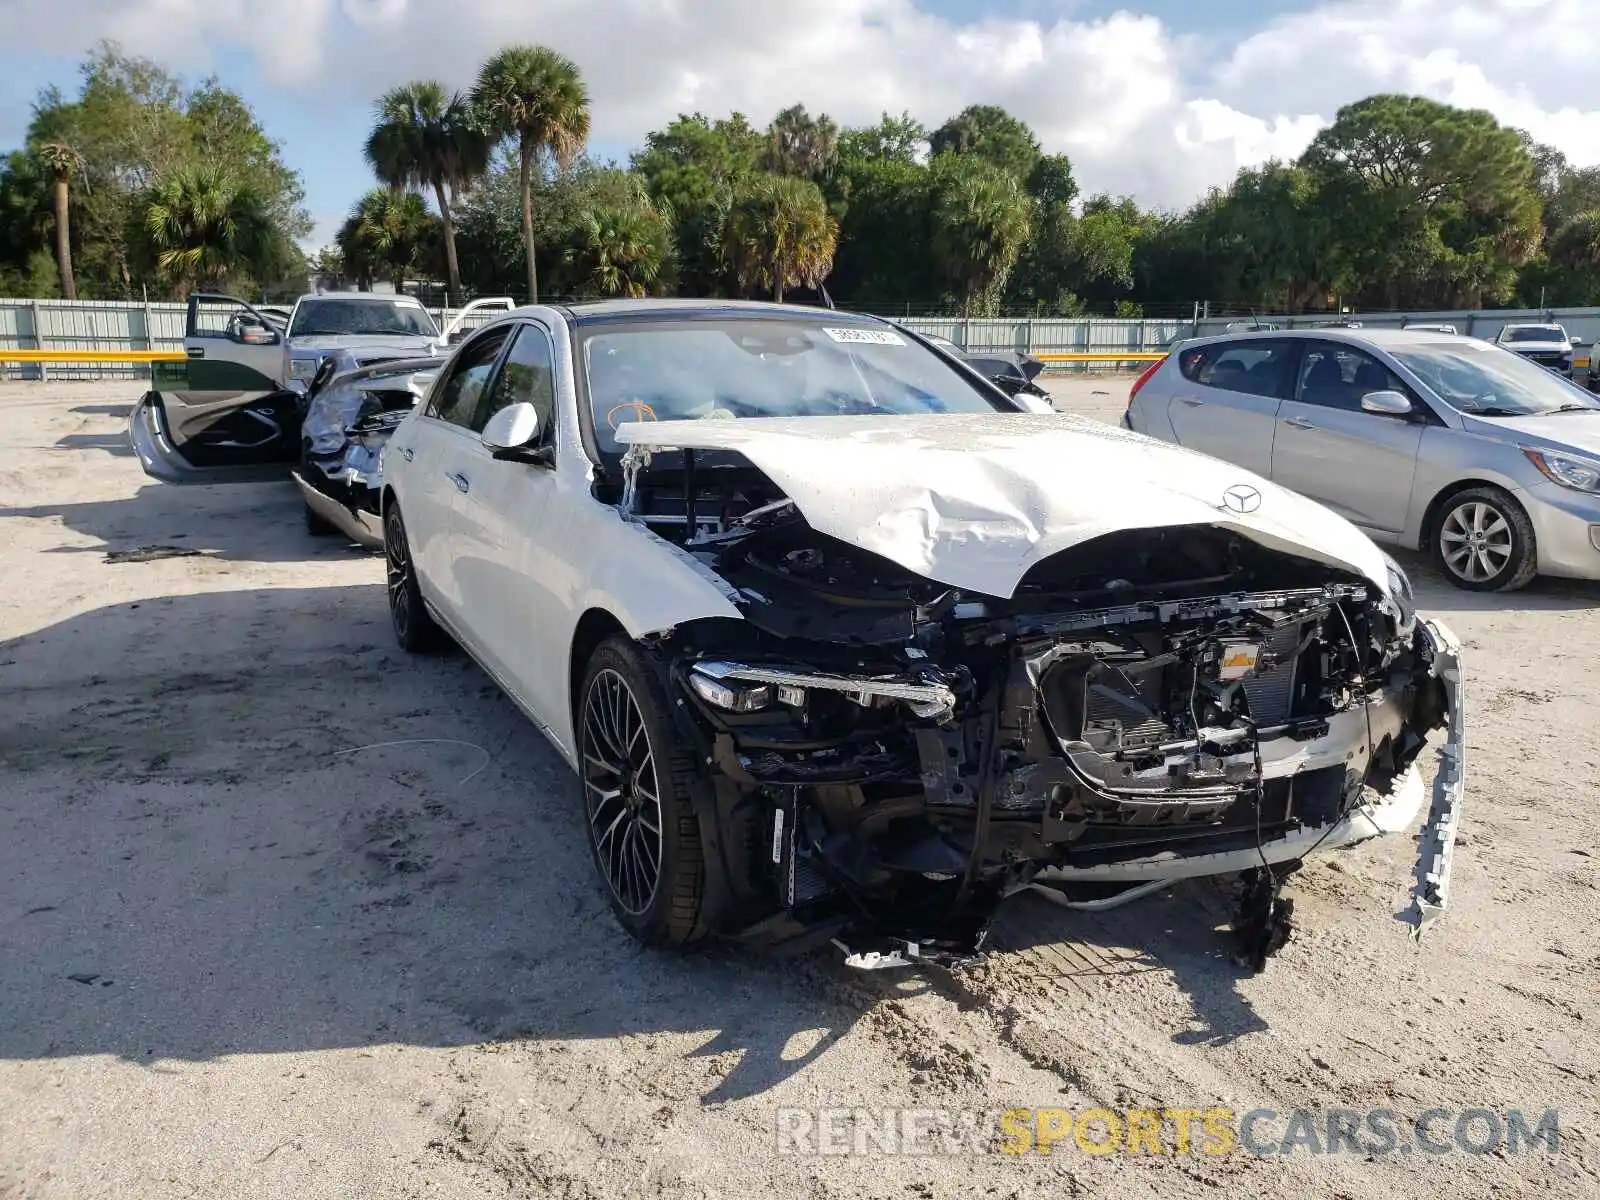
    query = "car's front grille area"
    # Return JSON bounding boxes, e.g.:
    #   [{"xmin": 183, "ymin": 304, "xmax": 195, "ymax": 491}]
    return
[{"xmin": 1239, "ymin": 622, "xmax": 1304, "ymax": 727}]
